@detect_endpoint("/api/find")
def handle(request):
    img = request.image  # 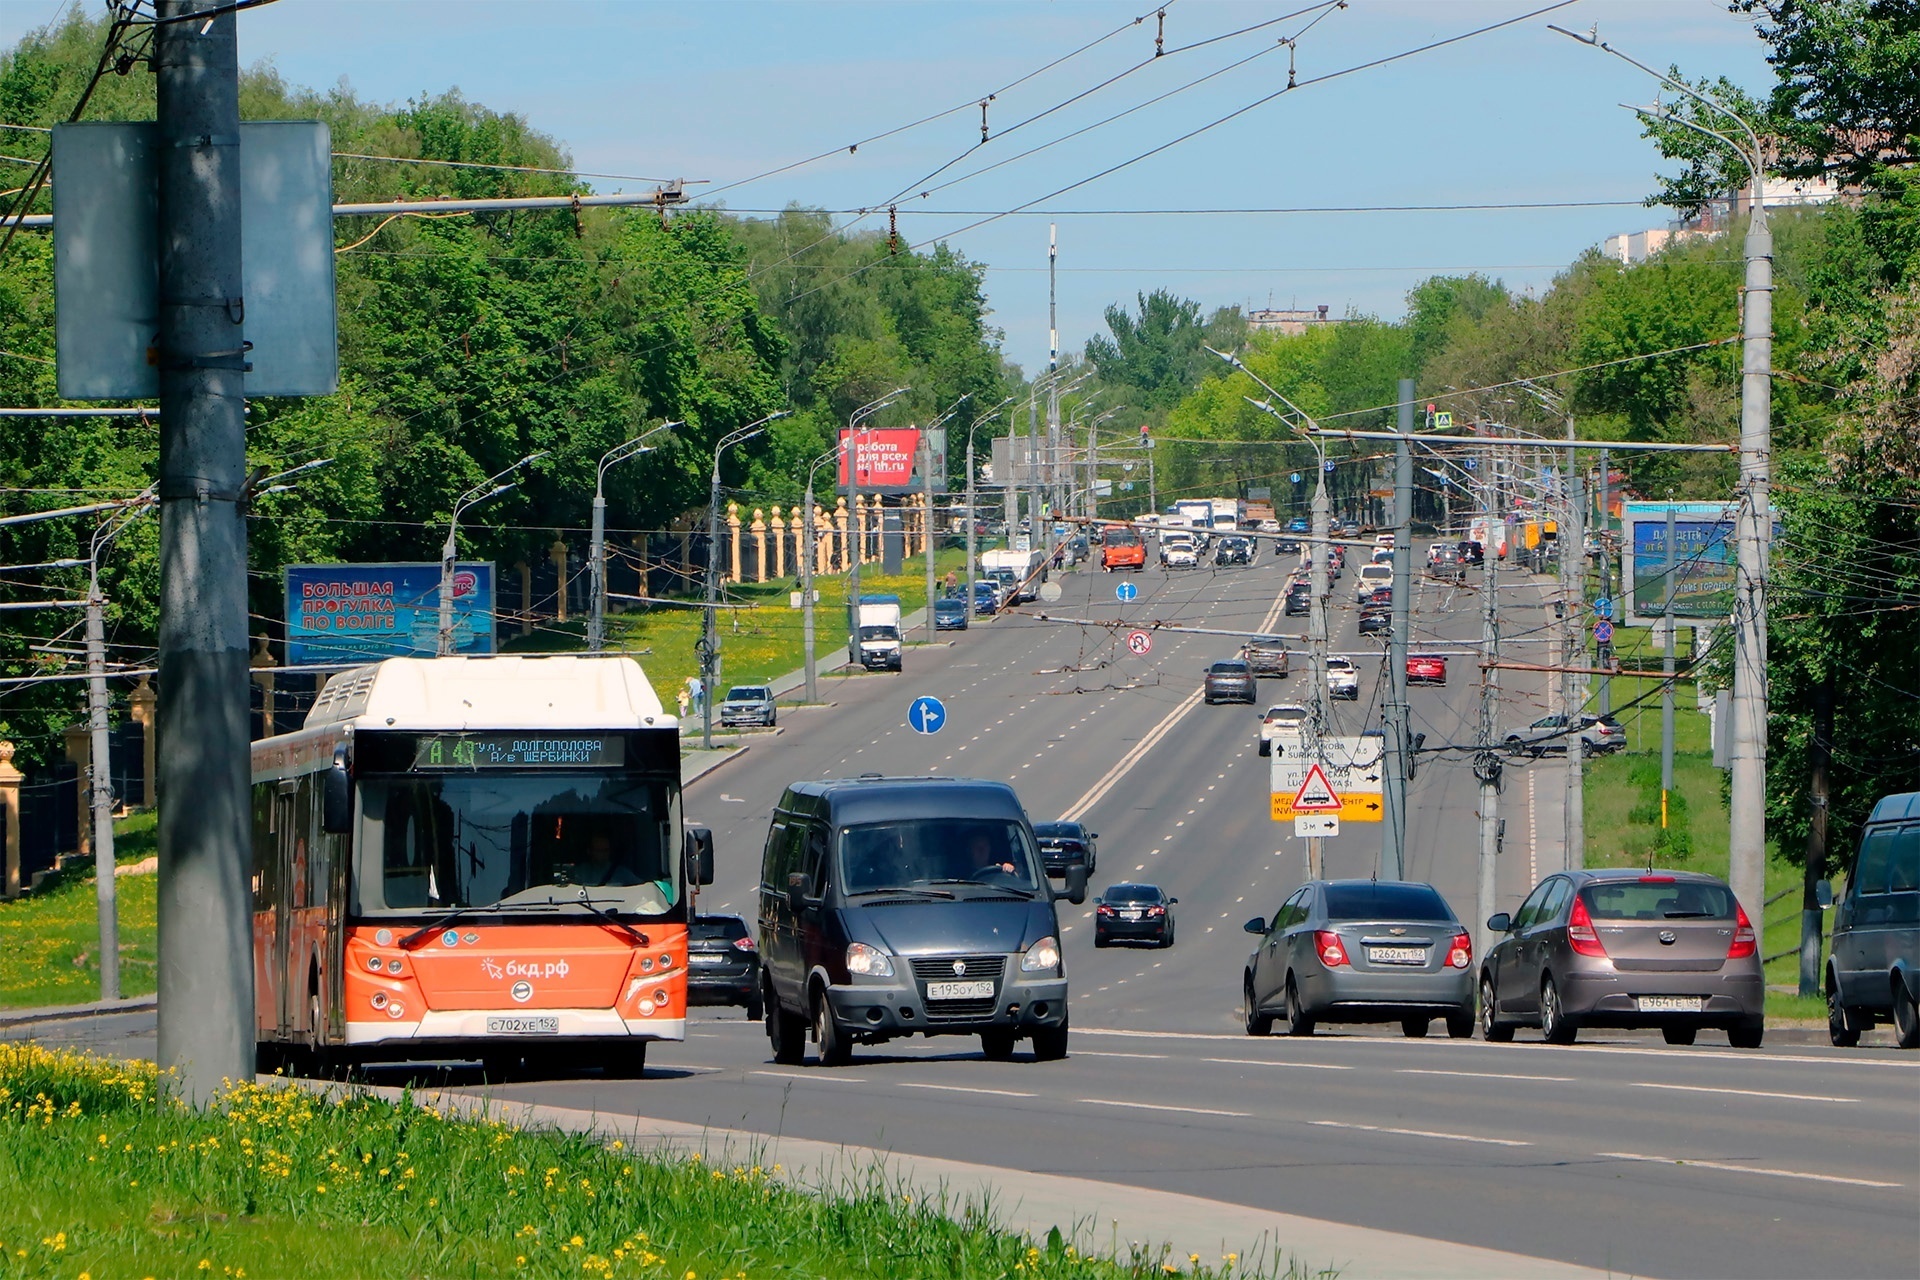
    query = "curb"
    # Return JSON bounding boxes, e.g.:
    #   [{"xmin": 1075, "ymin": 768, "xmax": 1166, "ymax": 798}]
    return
[{"xmin": 0, "ymin": 994, "xmax": 155, "ymax": 1028}]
